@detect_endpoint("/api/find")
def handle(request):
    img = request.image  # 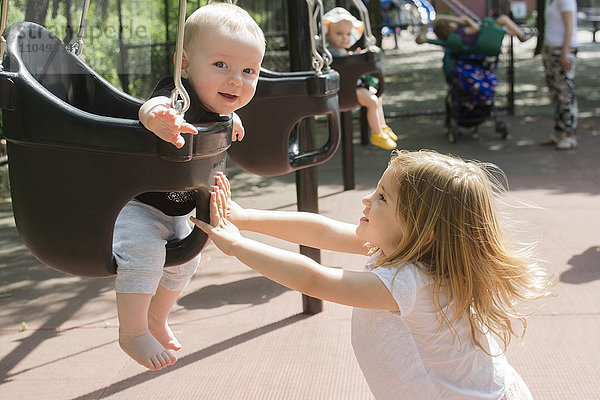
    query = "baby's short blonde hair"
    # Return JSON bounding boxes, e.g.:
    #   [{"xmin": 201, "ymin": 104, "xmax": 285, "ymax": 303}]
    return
[{"xmin": 184, "ymin": 3, "xmax": 265, "ymax": 51}]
